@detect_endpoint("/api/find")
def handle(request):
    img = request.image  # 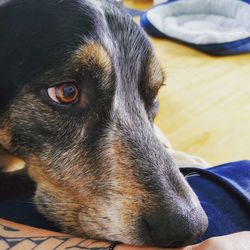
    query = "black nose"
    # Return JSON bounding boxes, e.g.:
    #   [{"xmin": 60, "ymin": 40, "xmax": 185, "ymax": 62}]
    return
[{"xmin": 142, "ymin": 206, "xmax": 208, "ymax": 247}]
